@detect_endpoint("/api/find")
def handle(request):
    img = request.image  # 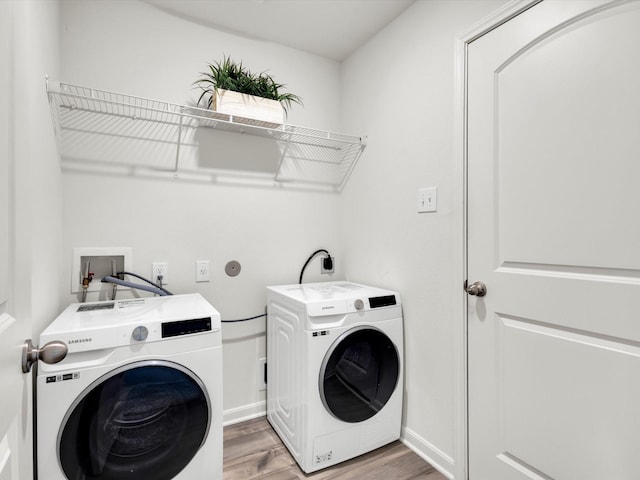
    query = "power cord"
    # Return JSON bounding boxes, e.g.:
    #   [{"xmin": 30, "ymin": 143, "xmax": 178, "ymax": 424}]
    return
[
  {"xmin": 221, "ymin": 313, "xmax": 266, "ymax": 323},
  {"xmin": 299, "ymin": 249, "xmax": 333, "ymax": 284}
]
